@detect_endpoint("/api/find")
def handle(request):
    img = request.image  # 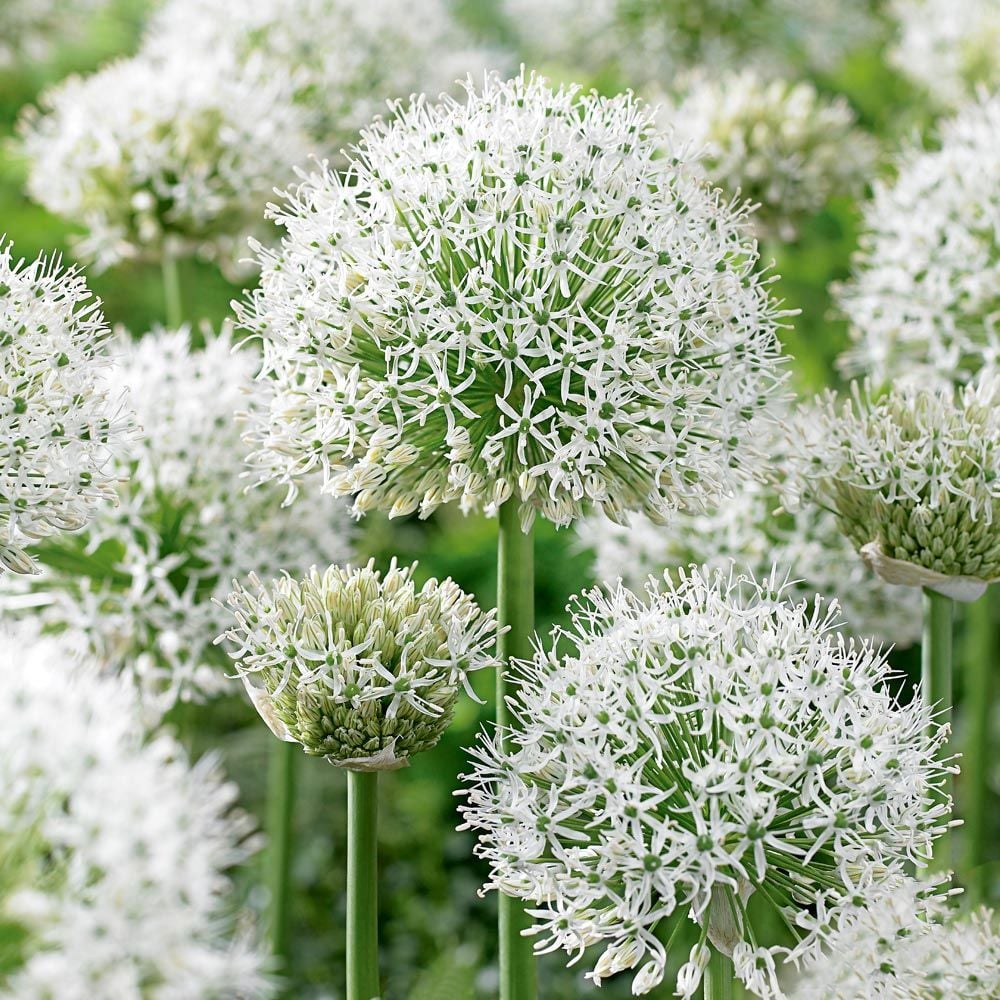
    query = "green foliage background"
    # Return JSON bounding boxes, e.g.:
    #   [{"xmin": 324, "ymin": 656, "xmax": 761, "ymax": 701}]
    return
[{"xmin": 0, "ymin": 2, "xmax": 995, "ymax": 997}]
